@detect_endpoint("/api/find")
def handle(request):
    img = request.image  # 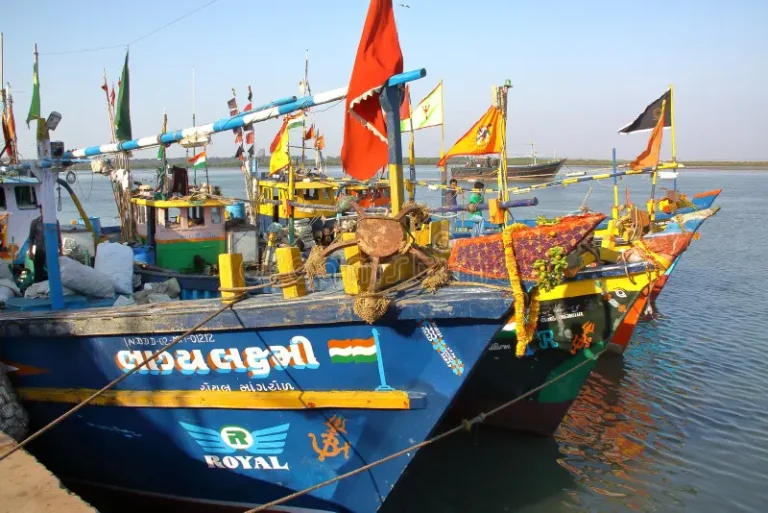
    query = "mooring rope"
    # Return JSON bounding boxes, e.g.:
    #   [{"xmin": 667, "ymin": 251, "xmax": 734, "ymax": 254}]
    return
[
  {"xmin": 0, "ymin": 298, "xmax": 243, "ymax": 463},
  {"xmin": 244, "ymin": 344, "xmax": 609, "ymax": 513}
]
